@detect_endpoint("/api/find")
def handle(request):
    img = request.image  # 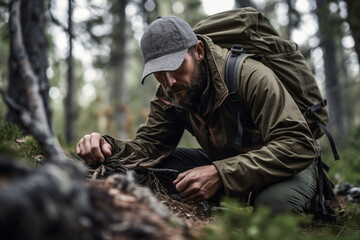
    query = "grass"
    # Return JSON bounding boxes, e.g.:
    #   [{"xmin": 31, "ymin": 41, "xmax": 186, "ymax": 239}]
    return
[
  {"xmin": 0, "ymin": 119, "xmax": 42, "ymax": 163},
  {"xmin": 196, "ymin": 199, "xmax": 359, "ymax": 240}
]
